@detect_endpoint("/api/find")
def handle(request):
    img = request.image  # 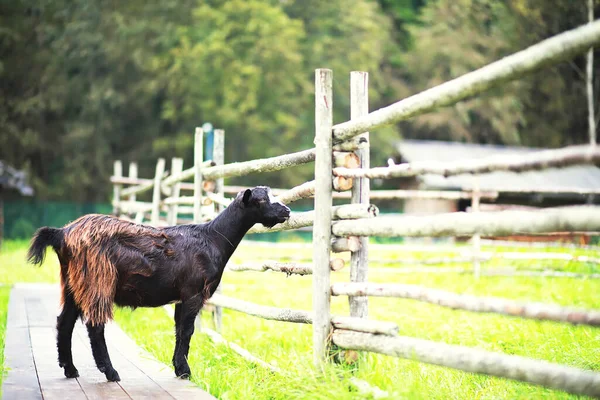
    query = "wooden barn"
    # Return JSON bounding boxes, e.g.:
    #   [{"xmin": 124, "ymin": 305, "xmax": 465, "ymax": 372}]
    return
[{"xmin": 392, "ymin": 140, "xmax": 600, "ymax": 215}]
